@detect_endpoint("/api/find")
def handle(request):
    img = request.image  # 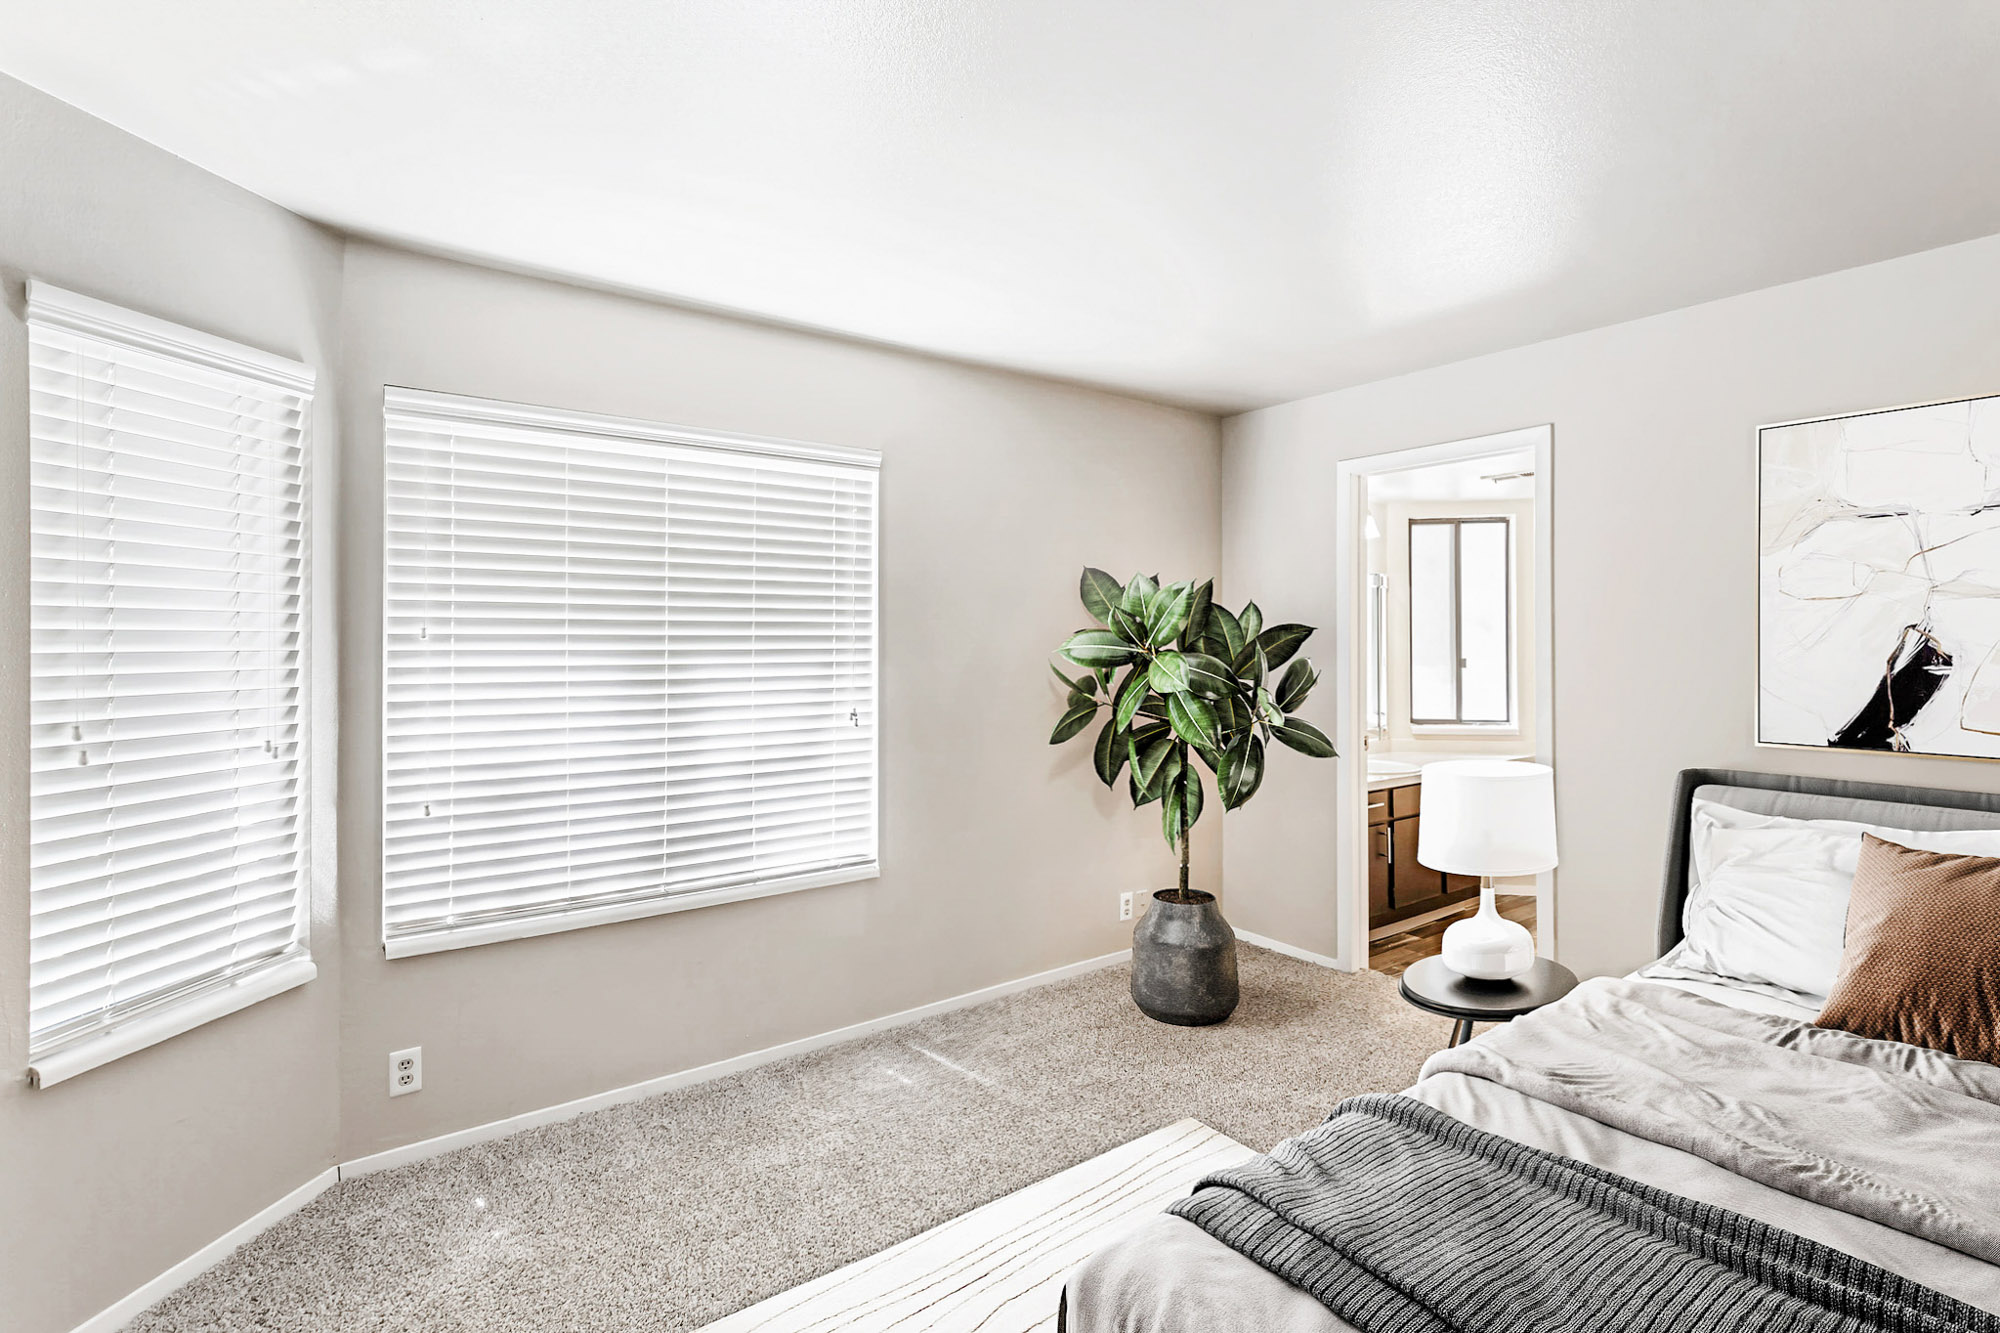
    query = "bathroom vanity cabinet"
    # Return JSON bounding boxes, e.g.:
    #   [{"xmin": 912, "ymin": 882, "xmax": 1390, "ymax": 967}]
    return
[{"xmin": 1367, "ymin": 778, "xmax": 1480, "ymax": 929}]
